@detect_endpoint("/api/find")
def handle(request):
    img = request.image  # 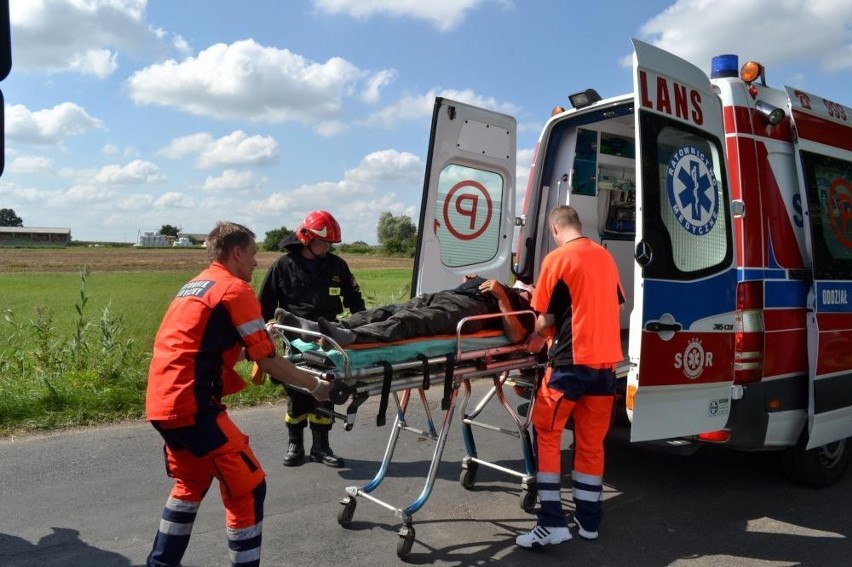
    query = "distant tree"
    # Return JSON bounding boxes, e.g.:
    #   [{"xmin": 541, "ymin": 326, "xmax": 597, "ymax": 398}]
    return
[
  {"xmin": 377, "ymin": 212, "xmax": 417, "ymax": 256},
  {"xmin": 0, "ymin": 208, "xmax": 23, "ymax": 227},
  {"xmin": 263, "ymin": 226, "xmax": 293, "ymax": 251},
  {"xmin": 159, "ymin": 224, "xmax": 180, "ymax": 238}
]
